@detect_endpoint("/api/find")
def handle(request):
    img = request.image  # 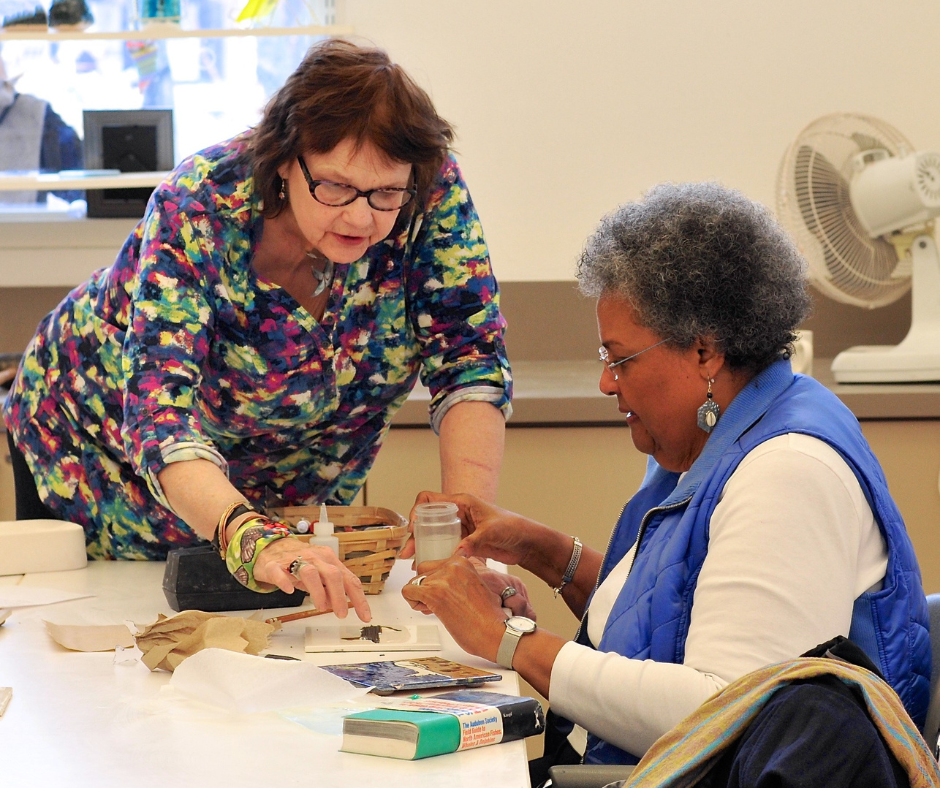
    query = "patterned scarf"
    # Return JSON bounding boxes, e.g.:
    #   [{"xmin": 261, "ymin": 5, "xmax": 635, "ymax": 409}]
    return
[{"xmin": 623, "ymin": 657, "xmax": 940, "ymax": 788}]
